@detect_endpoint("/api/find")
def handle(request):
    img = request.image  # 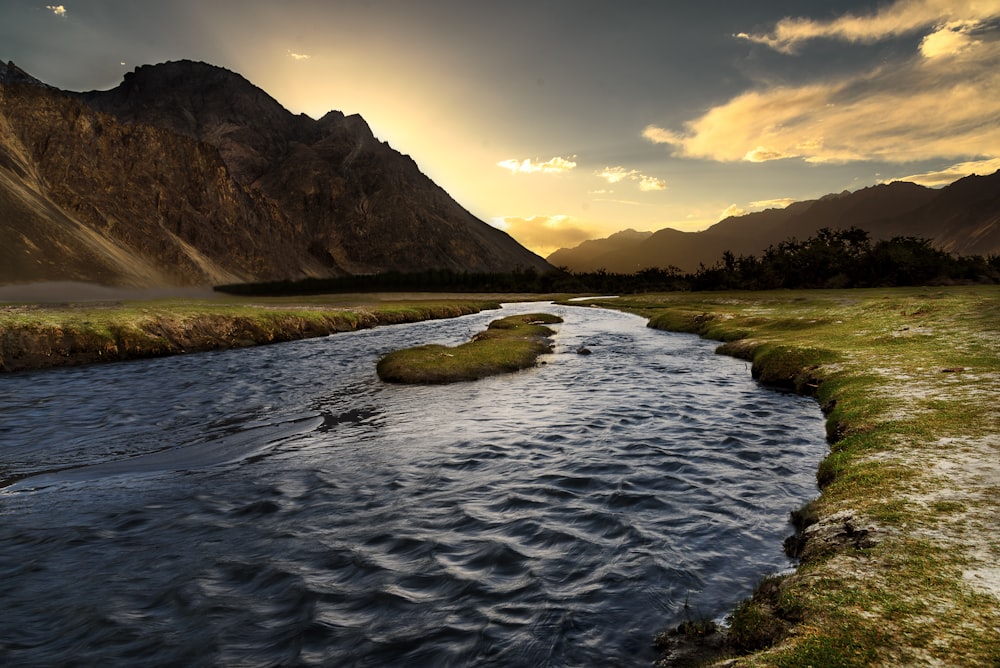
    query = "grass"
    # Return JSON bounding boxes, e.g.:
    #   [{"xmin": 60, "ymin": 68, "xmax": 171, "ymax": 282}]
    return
[
  {"xmin": 376, "ymin": 312, "xmax": 562, "ymax": 383},
  {"xmin": 581, "ymin": 286, "xmax": 1000, "ymax": 666},
  {"xmin": 0, "ymin": 294, "xmax": 507, "ymax": 372}
]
